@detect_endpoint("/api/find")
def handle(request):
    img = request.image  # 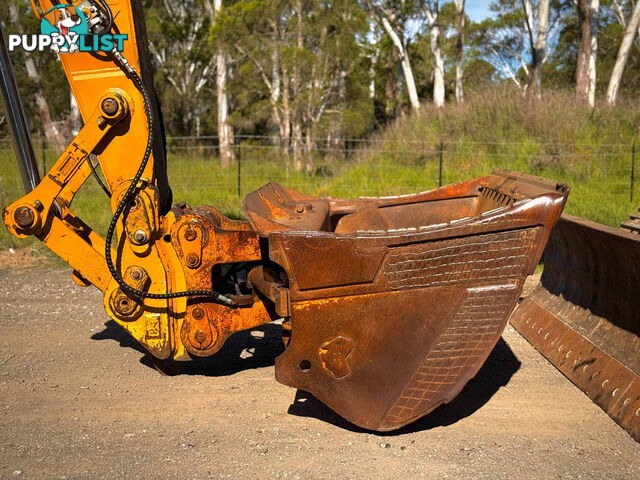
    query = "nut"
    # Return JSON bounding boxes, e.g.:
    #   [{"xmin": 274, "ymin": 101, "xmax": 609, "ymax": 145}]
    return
[
  {"xmin": 101, "ymin": 97, "xmax": 119, "ymax": 116},
  {"xmin": 112, "ymin": 291, "xmax": 138, "ymax": 317},
  {"xmin": 130, "ymin": 267, "xmax": 144, "ymax": 281},
  {"xmin": 133, "ymin": 229, "xmax": 149, "ymax": 244},
  {"xmin": 194, "ymin": 329, "xmax": 207, "ymax": 344},
  {"xmin": 184, "ymin": 226, "xmax": 197, "ymax": 241},
  {"xmin": 13, "ymin": 206, "xmax": 35, "ymax": 229}
]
